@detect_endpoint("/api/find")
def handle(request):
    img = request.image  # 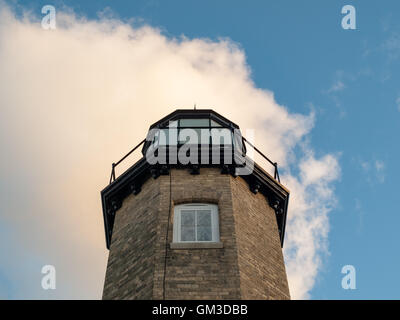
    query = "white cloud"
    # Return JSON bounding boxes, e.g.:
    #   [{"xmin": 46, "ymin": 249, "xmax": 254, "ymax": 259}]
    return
[
  {"xmin": 0, "ymin": 4, "xmax": 340, "ymax": 299},
  {"xmin": 359, "ymin": 159, "xmax": 385, "ymax": 184},
  {"xmin": 375, "ymin": 160, "xmax": 385, "ymax": 183},
  {"xmin": 382, "ymin": 33, "xmax": 400, "ymax": 61},
  {"xmin": 354, "ymin": 198, "xmax": 364, "ymax": 235},
  {"xmin": 283, "ymin": 153, "xmax": 340, "ymax": 299},
  {"xmin": 327, "ymin": 80, "xmax": 345, "ymax": 93}
]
